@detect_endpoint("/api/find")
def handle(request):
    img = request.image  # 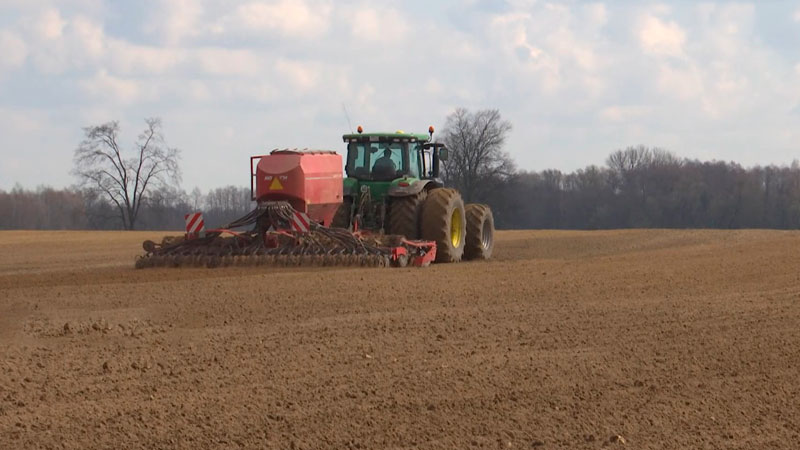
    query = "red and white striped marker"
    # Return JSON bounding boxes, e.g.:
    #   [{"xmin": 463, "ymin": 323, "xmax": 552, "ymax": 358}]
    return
[
  {"xmin": 290, "ymin": 211, "xmax": 310, "ymax": 233},
  {"xmin": 184, "ymin": 212, "xmax": 205, "ymax": 236}
]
